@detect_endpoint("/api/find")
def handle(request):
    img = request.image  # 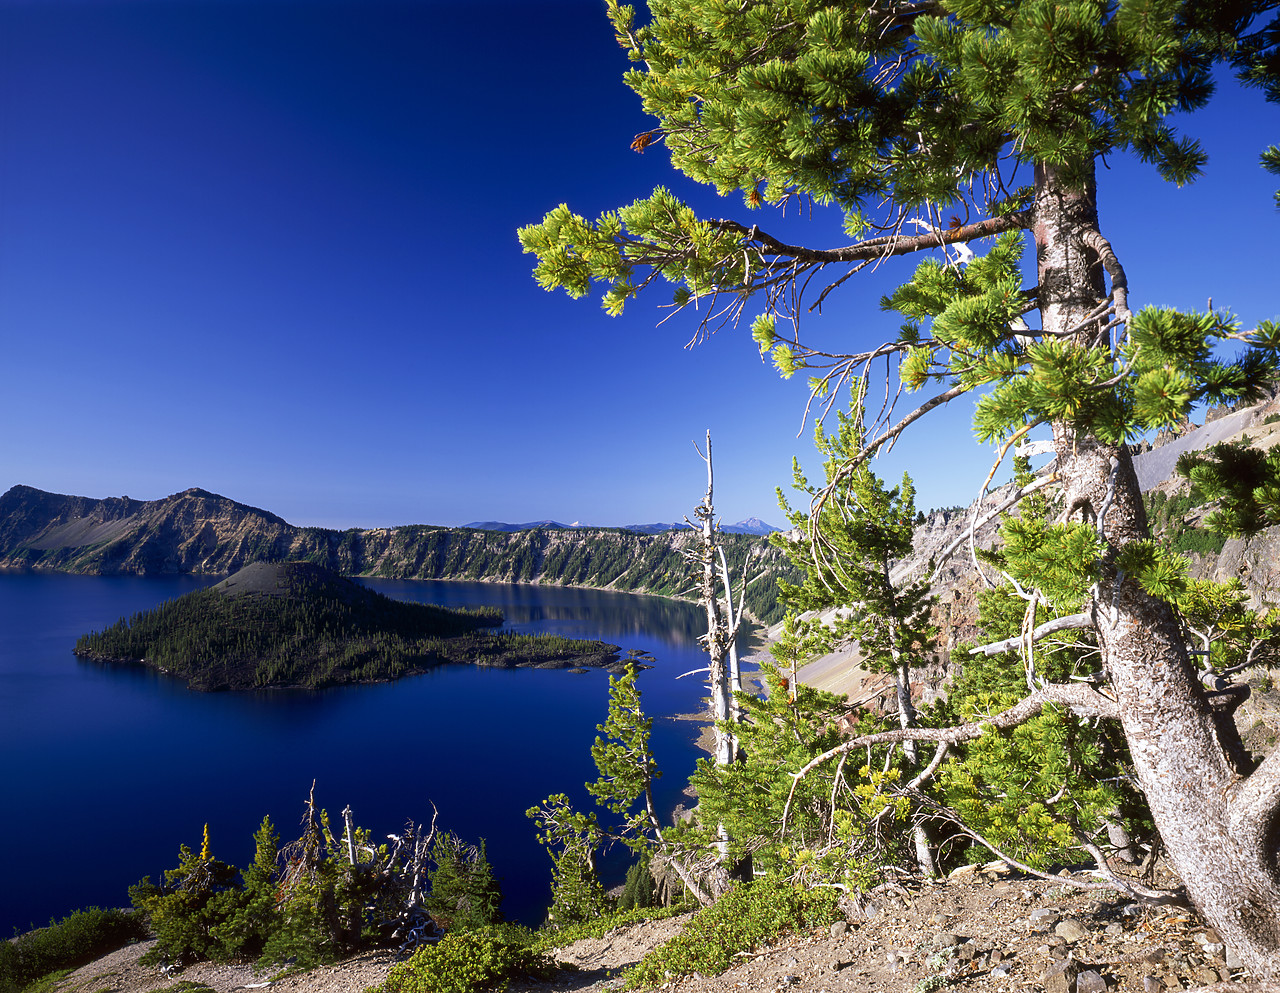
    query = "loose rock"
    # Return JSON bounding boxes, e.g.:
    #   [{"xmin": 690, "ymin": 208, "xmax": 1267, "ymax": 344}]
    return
[
  {"xmin": 1055, "ymin": 918, "xmax": 1090, "ymax": 943},
  {"xmin": 1043, "ymin": 957, "xmax": 1080, "ymax": 993},
  {"xmin": 1076, "ymin": 968, "xmax": 1107, "ymax": 993}
]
